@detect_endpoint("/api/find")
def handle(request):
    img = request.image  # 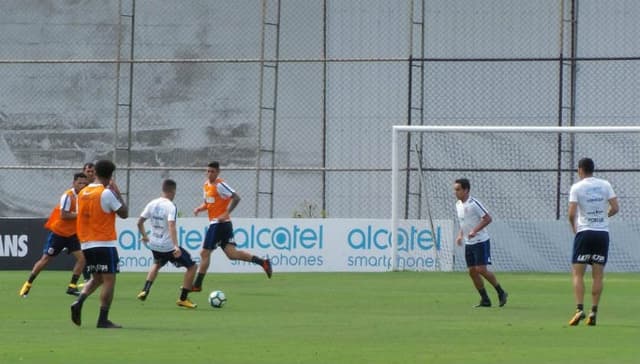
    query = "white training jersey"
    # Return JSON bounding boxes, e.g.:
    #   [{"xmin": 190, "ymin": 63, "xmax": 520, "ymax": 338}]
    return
[
  {"xmin": 455, "ymin": 197, "xmax": 491, "ymax": 245},
  {"xmin": 139, "ymin": 197, "xmax": 177, "ymax": 252},
  {"xmin": 569, "ymin": 177, "xmax": 616, "ymax": 233}
]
